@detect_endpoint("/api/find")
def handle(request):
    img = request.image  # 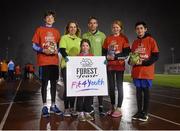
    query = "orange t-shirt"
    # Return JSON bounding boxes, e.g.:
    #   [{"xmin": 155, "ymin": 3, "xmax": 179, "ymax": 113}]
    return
[
  {"xmin": 131, "ymin": 36, "xmax": 159, "ymax": 79},
  {"xmin": 1, "ymin": 62, "xmax": 8, "ymax": 72},
  {"xmin": 103, "ymin": 34, "xmax": 129, "ymax": 71},
  {"xmin": 32, "ymin": 26, "xmax": 60, "ymax": 66}
]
